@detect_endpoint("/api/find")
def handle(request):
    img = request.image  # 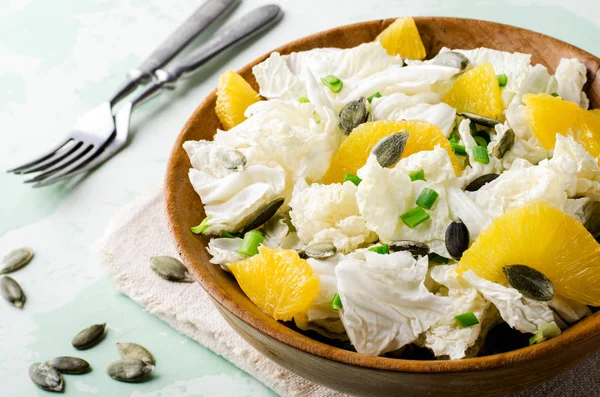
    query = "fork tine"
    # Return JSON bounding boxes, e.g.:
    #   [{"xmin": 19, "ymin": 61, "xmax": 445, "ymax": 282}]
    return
[
  {"xmin": 14, "ymin": 141, "xmax": 84, "ymax": 175},
  {"xmin": 23, "ymin": 144, "xmax": 93, "ymax": 184},
  {"xmin": 29, "ymin": 144, "xmax": 104, "ymax": 187},
  {"xmin": 7, "ymin": 138, "xmax": 73, "ymax": 173}
]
